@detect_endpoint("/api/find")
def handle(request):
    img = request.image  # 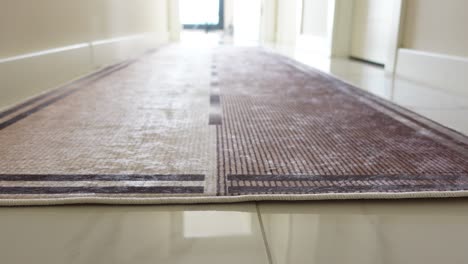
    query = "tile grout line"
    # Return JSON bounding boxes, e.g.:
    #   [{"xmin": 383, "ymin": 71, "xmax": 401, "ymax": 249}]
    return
[{"xmin": 256, "ymin": 202, "xmax": 274, "ymax": 264}]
